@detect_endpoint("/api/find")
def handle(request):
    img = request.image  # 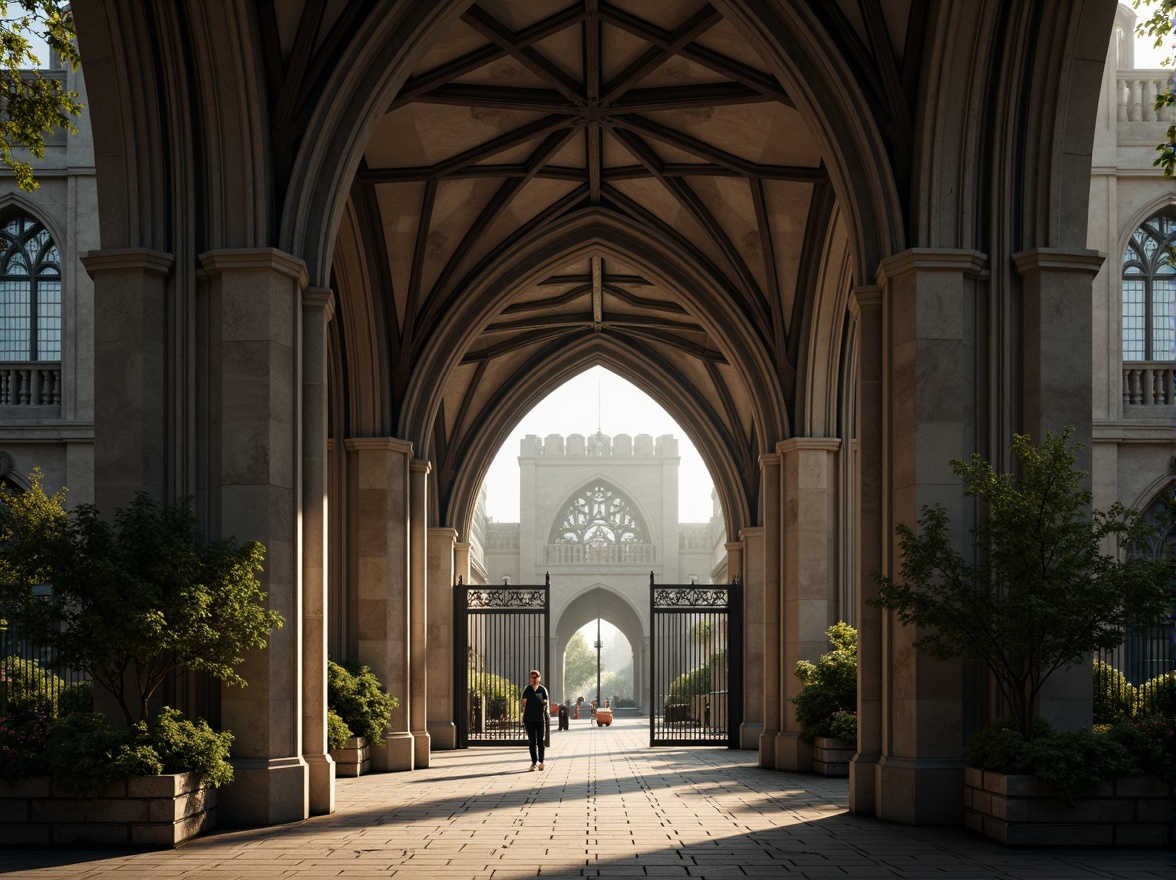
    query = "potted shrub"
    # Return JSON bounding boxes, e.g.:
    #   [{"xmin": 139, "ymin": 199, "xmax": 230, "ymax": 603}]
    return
[
  {"xmin": 789, "ymin": 622, "xmax": 857, "ymax": 776},
  {"xmin": 327, "ymin": 660, "xmax": 398, "ymax": 776},
  {"xmin": 872, "ymin": 429, "xmax": 1173, "ymax": 845},
  {"xmin": 0, "ymin": 472, "xmax": 282, "ymax": 847}
]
